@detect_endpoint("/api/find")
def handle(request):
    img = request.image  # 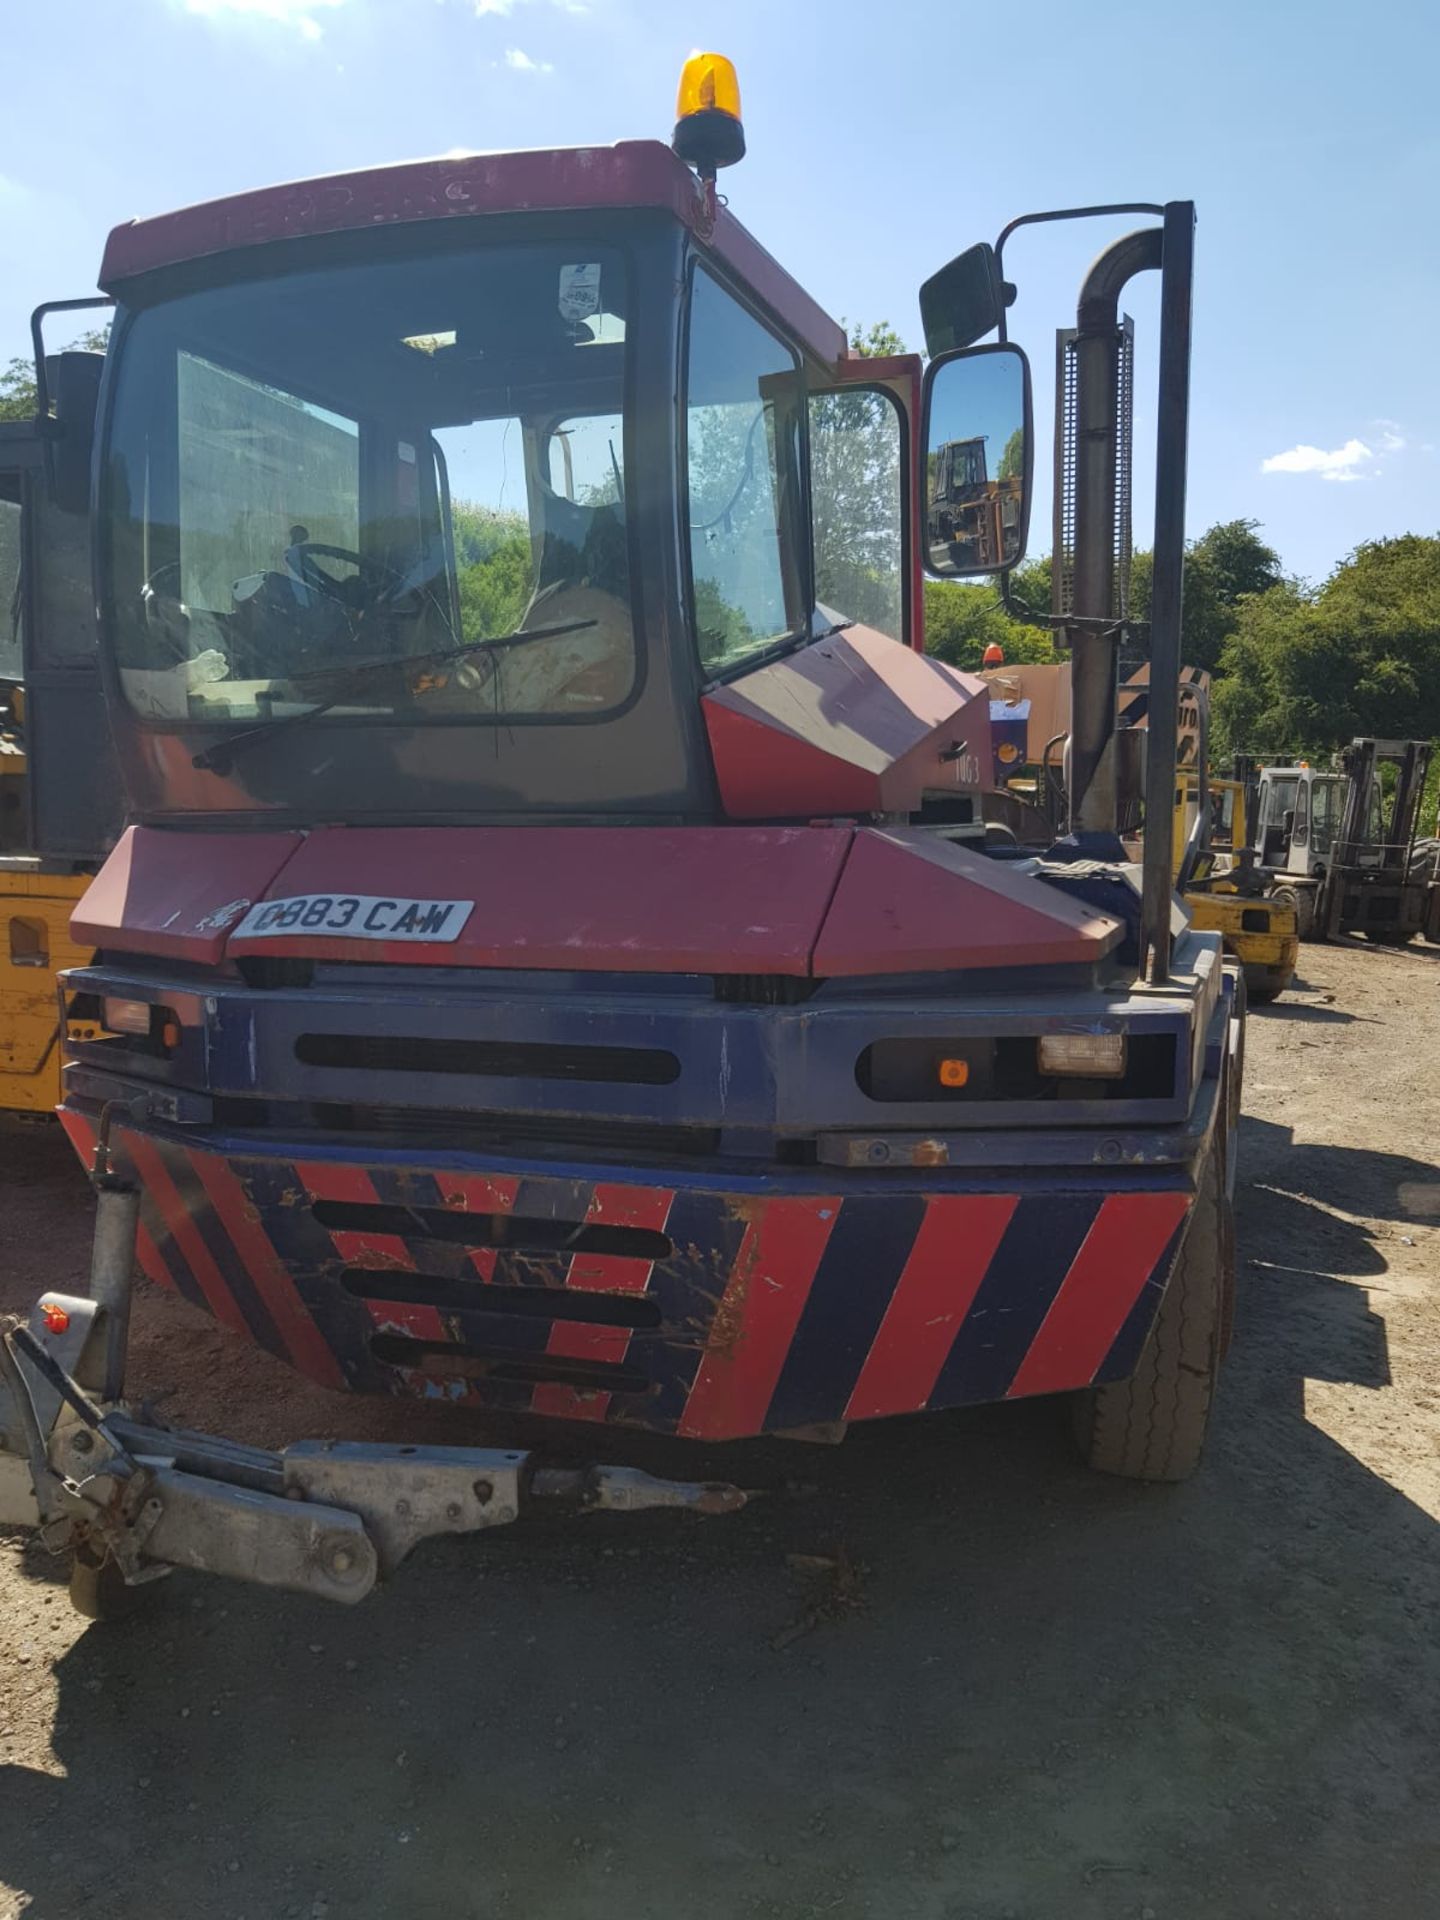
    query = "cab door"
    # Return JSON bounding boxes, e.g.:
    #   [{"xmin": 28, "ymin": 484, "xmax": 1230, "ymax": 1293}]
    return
[
  {"xmin": 0, "ymin": 421, "xmax": 122, "ymax": 1108},
  {"xmin": 4, "ymin": 425, "xmax": 125, "ymax": 860}
]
